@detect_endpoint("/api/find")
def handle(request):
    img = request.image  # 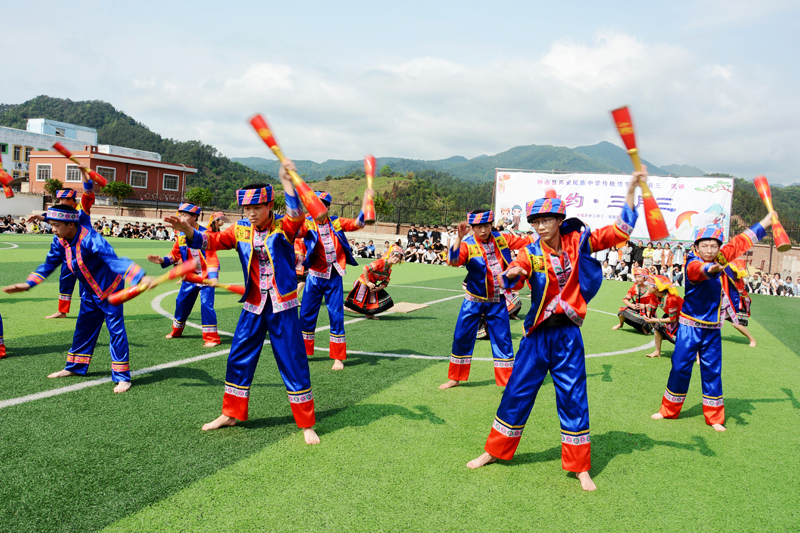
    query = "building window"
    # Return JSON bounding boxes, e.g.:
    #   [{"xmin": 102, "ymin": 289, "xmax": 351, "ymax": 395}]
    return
[
  {"xmin": 163, "ymin": 174, "xmax": 179, "ymax": 191},
  {"xmin": 0, "ymin": 143, "xmax": 7, "ymax": 154},
  {"xmin": 12, "ymin": 171, "xmax": 20, "ymax": 179},
  {"xmin": 130, "ymin": 170, "xmax": 147, "ymax": 188},
  {"xmin": 55, "ymin": 127, "xmax": 66, "ymax": 137},
  {"xmin": 37, "ymin": 164, "xmax": 52, "ymax": 182},
  {"xmin": 97, "ymin": 166, "xmax": 116, "ymax": 183},
  {"xmin": 13, "ymin": 145, "xmax": 21, "ymax": 162},
  {"xmin": 24, "ymin": 146, "xmax": 33, "ymax": 163},
  {"xmin": 66, "ymin": 165, "xmax": 82, "ymax": 182}
]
